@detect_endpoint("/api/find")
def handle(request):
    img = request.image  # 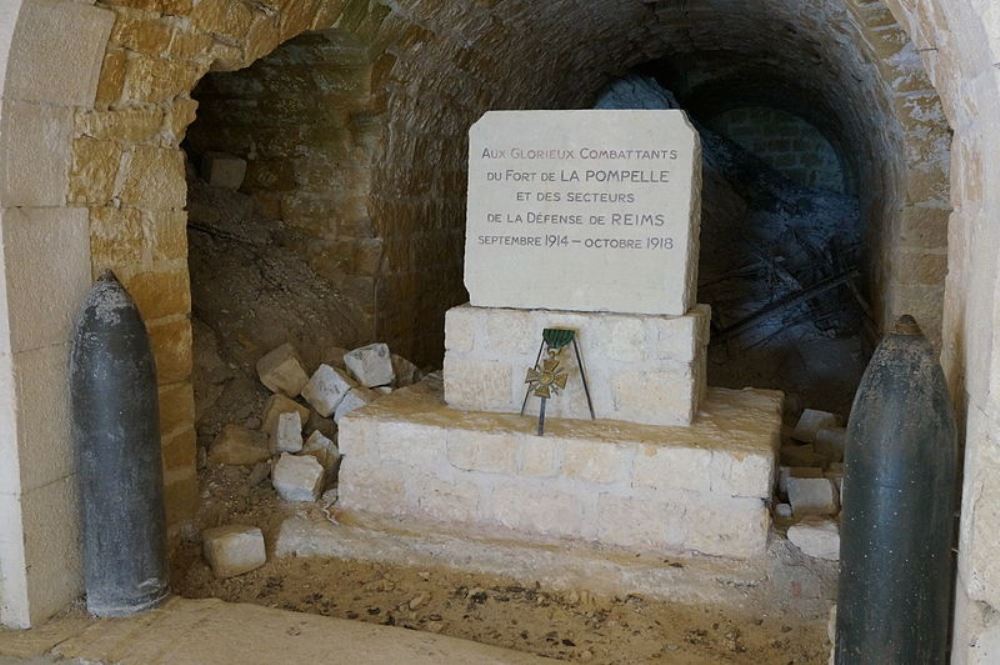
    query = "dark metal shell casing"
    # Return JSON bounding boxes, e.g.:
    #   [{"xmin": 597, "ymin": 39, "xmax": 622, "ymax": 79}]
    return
[
  {"xmin": 69, "ymin": 271, "xmax": 169, "ymax": 617},
  {"xmin": 836, "ymin": 315, "xmax": 957, "ymax": 664}
]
